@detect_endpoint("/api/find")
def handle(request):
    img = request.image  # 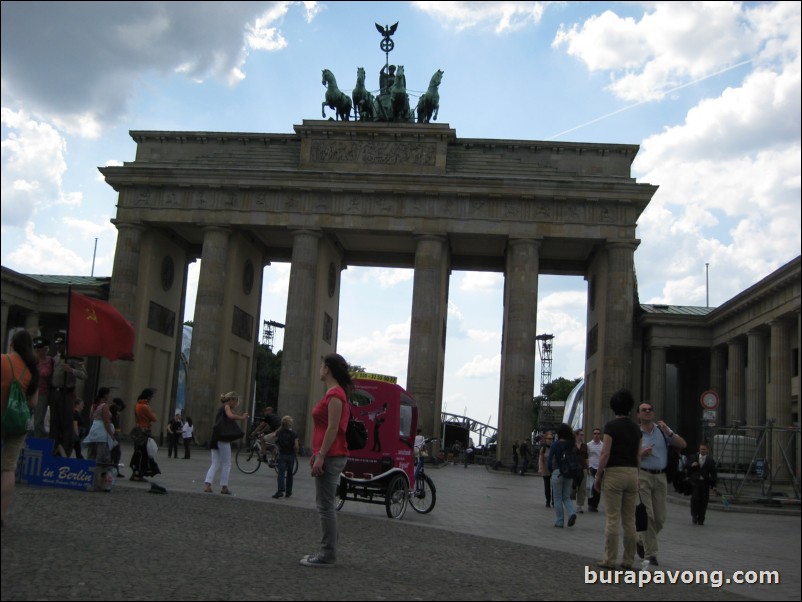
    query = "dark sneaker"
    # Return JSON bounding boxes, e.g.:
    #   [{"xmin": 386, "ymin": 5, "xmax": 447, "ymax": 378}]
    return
[
  {"xmin": 300, "ymin": 555, "xmax": 335, "ymax": 568},
  {"xmin": 649, "ymin": 556, "xmax": 659, "ymax": 566},
  {"xmin": 272, "ymin": 491, "xmax": 284, "ymax": 499},
  {"xmin": 568, "ymin": 514, "xmax": 577, "ymax": 527}
]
